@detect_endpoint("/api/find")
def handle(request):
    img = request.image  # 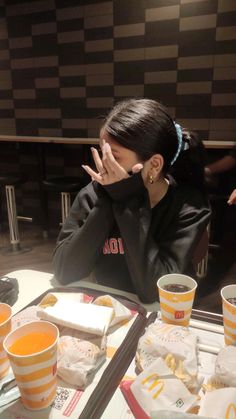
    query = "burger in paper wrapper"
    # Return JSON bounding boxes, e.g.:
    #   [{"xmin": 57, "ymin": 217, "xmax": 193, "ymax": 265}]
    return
[
  {"xmin": 93, "ymin": 295, "xmax": 132, "ymax": 327},
  {"xmin": 120, "ymin": 358, "xmax": 199, "ymax": 418},
  {"xmin": 136, "ymin": 321, "xmax": 202, "ymax": 393},
  {"xmin": 204, "ymin": 345, "xmax": 236, "ymax": 392},
  {"xmin": 199, "ymin": 387, "xmax": 236, "ymax": 418},
  {"xmin": 57, "ymin": 335, "xmax": 107, "ymax": 389},
  {"xmin": 215, "ymin": 346, "xmax": 236, "ymax": 387}
]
